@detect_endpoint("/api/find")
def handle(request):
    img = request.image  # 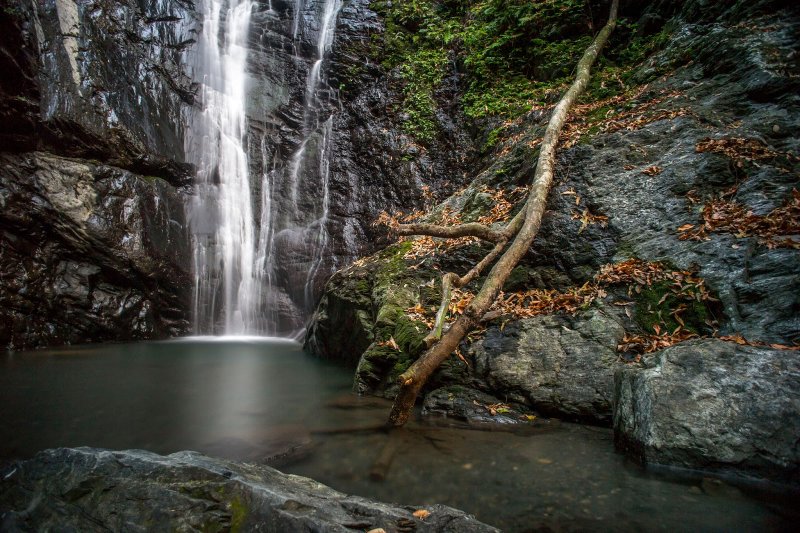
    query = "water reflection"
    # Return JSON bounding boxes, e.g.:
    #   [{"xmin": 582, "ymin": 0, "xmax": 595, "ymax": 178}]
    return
[
  {"xmin": 0, "ymin": 339, "xmax": 350, "ymax": 459},
  {"xmin": 1, "ymin": 341, "xmax": 797, "ymax": 531}
]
